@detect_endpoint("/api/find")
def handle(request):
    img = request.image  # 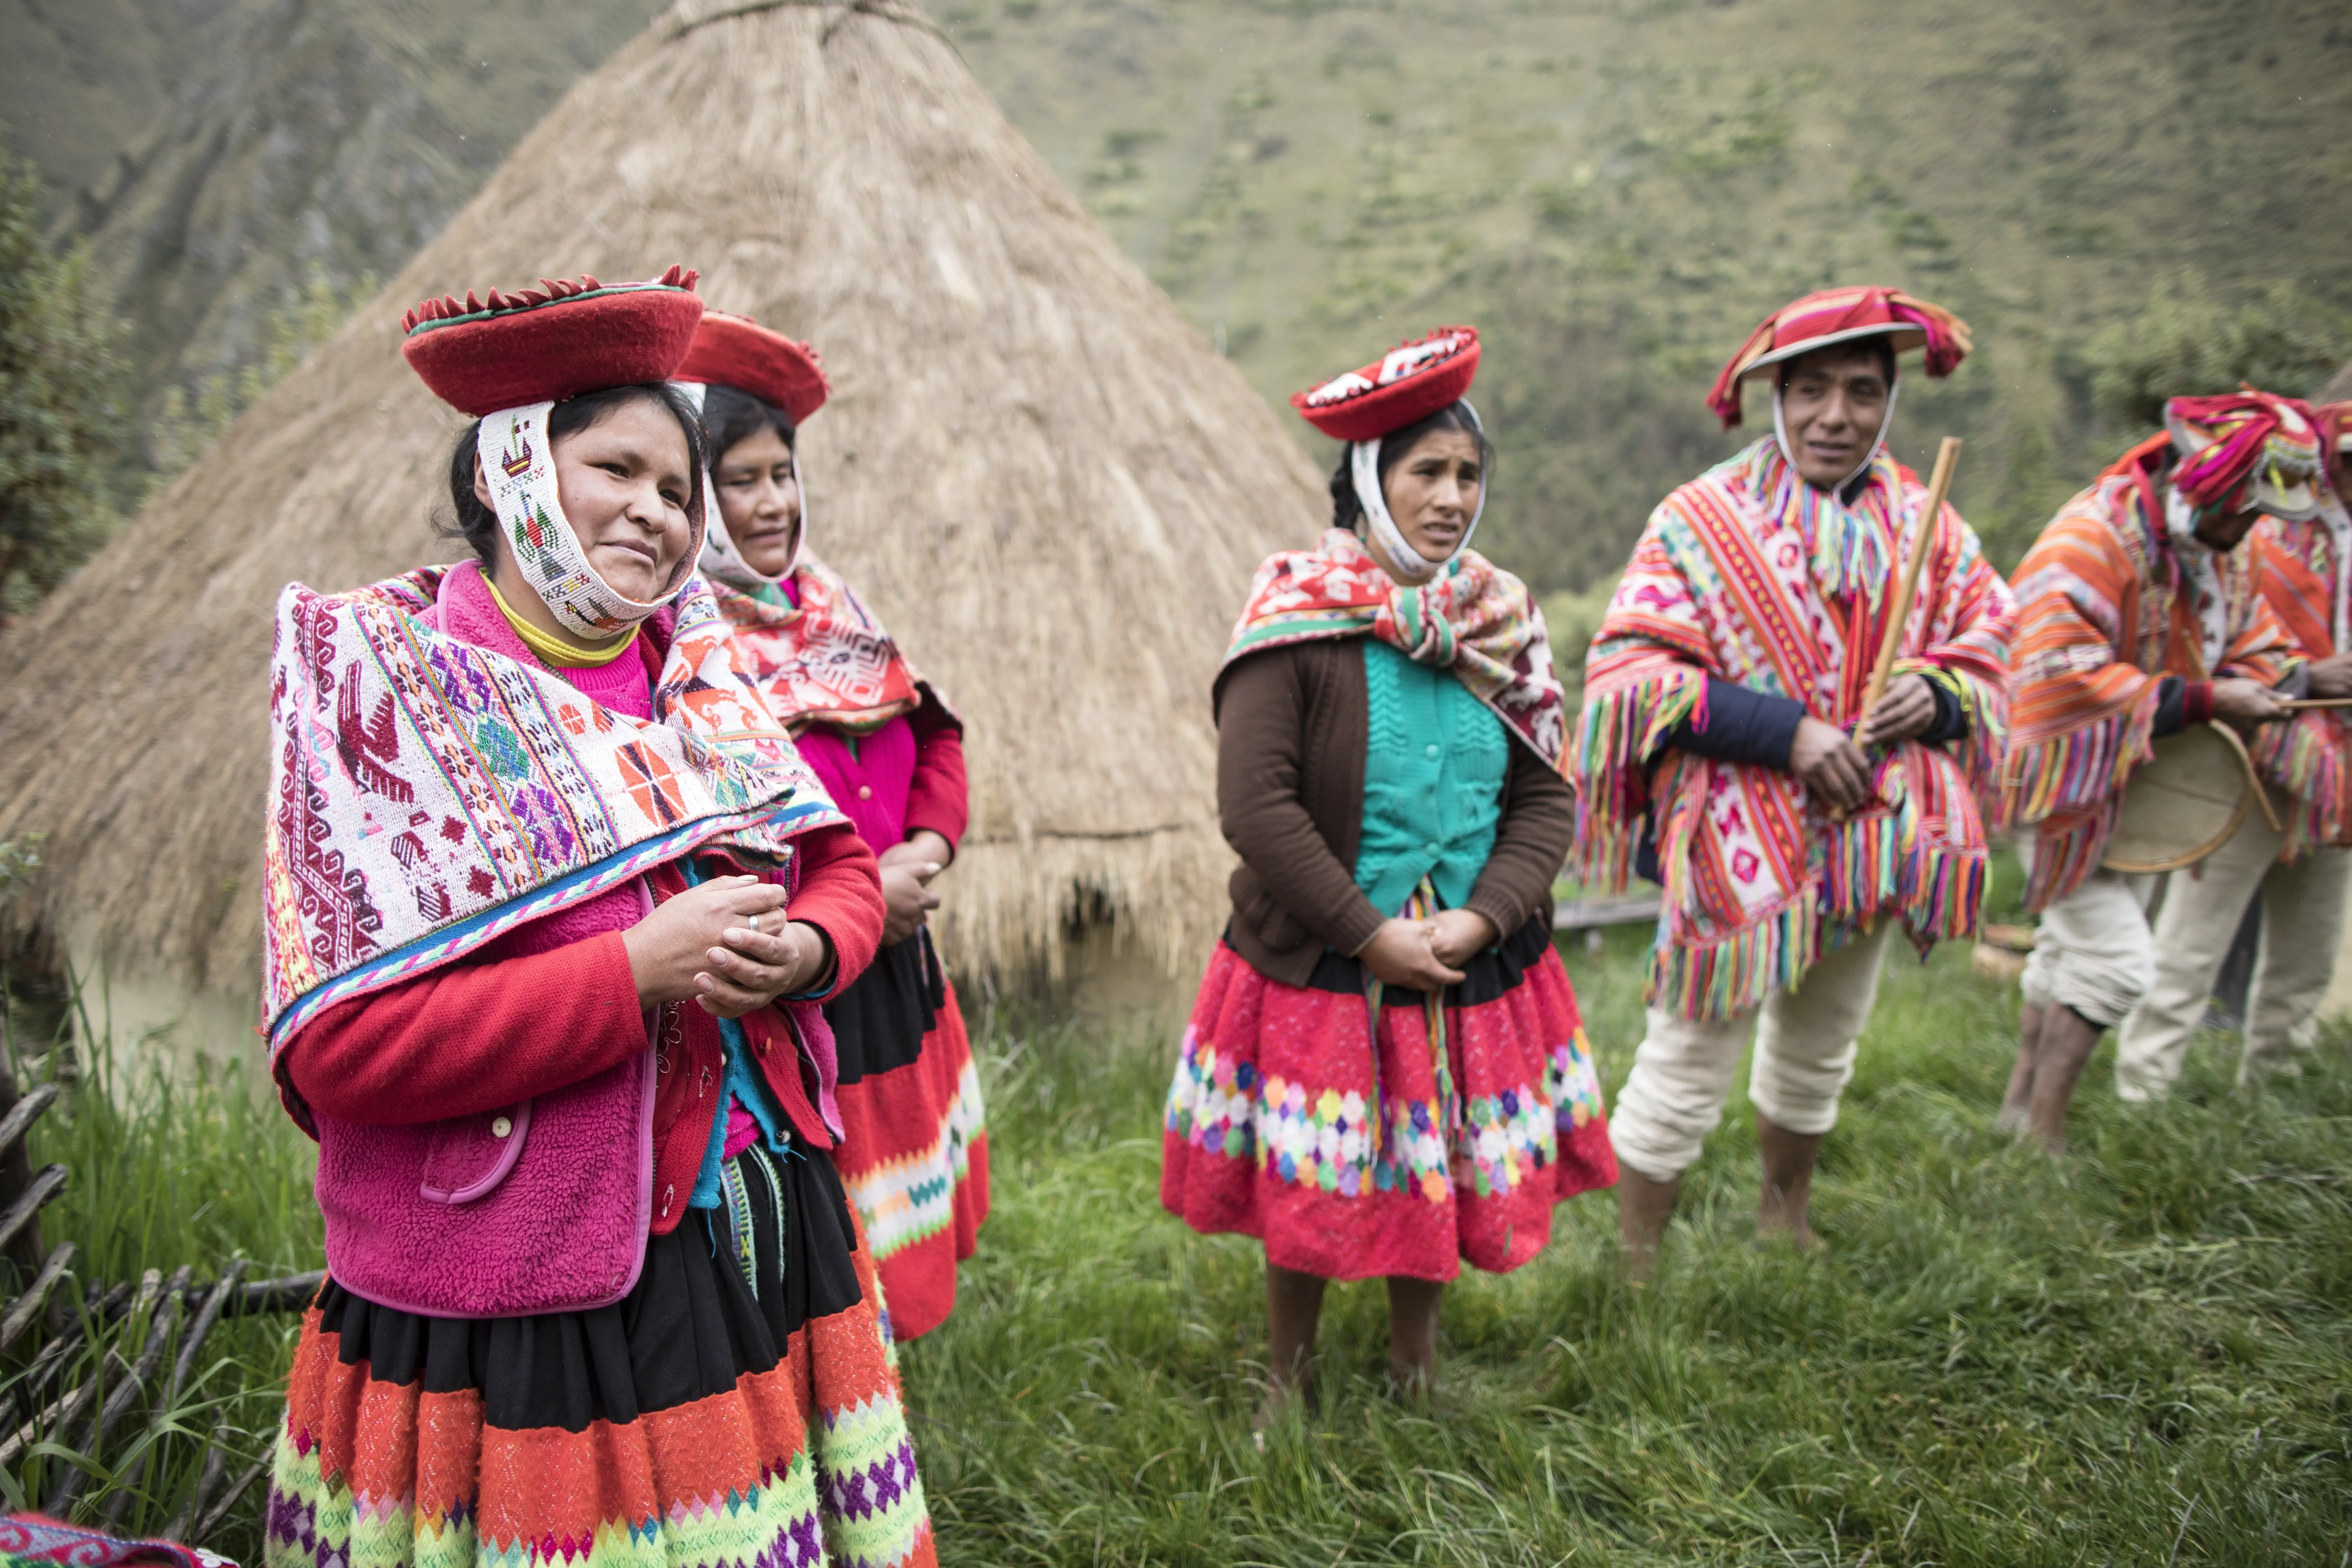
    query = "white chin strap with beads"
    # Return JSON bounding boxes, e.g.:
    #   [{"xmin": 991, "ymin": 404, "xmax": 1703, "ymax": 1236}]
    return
[
  {"xmin": 1772, "ymin": 369, "xmax": 1901, "ymax": 492},
  {"xmin": 475, "ymin": 401, "xmax": 706, "ymax": 638},
  {"xmin": 677, "ymin": 380, "xmax": 806, "ymax": 595},
  {"xmin": 1351, "ymin": 399, "xmax": 1487, "ymax": 584}
]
